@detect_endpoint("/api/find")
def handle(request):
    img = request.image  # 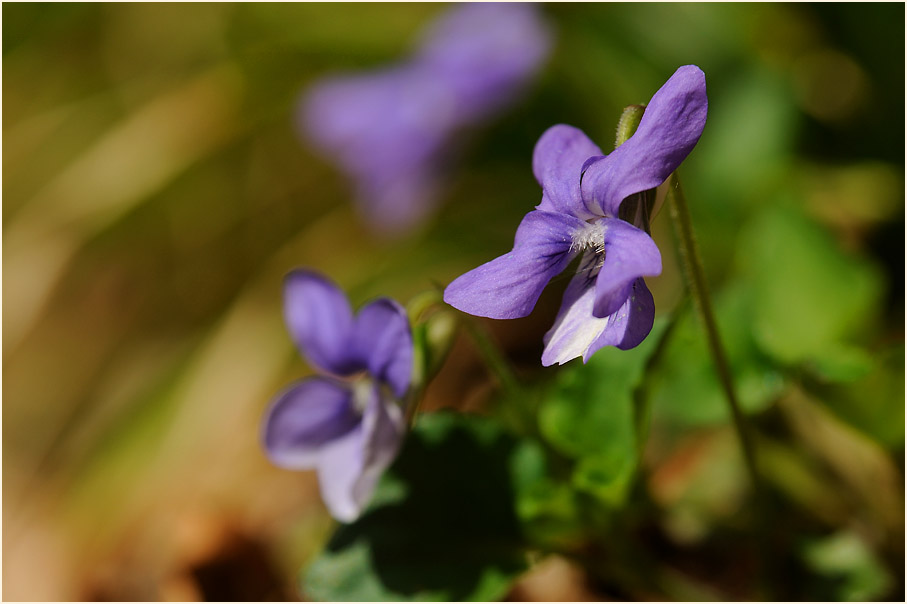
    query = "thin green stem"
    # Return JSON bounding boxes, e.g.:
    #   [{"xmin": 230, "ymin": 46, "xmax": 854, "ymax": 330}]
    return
[
  {"xmin": 461, "ymin": 317, "xmax": 521, "ymax": 394},
  {"xmin": 403, "ymin": 289, "xmax": 445, "ymax": 428},
  {"xmin": 665, "ymin": 173, "xmax": 762, "ymax": 494},
  {"xmin": 460, "ymin": 317, "xmax": 537, "ymax": 436},
  {"xmin": 403, "ymin": 384, "xmax": 425, "ymax": 428}
]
